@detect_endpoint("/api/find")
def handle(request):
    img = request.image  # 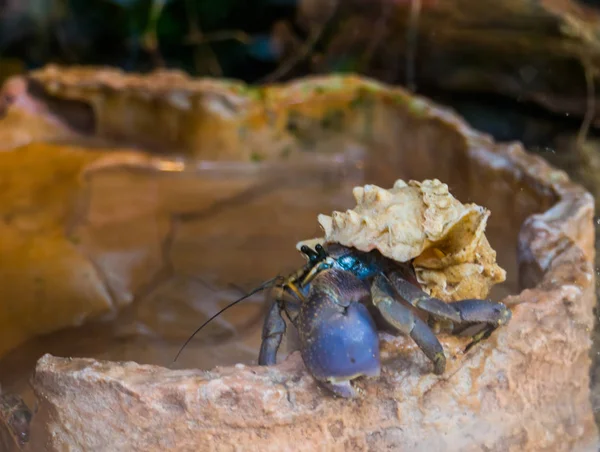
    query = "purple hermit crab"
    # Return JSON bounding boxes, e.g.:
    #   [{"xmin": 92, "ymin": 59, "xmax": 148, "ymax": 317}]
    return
[
  {"xmin": 257, "ymin": 242, "xmax": 511, "ymax": 398},
  {"xmin": 175, "ymin": 179, "xmax": 511, "ymax": 398},
  {"xmin": 258, "ymin": 179, "xmax": 511, "ymax": 398}
]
